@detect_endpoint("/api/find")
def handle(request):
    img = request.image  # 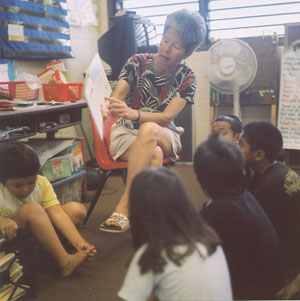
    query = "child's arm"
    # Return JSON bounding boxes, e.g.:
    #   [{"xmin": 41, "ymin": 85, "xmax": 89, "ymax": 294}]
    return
[
  {"xmin": 0, "ymin": 216, "xmax": 18, "ymax": 240},
  {"xmin": 45, "ymin": 204, "xmax": 96, "ymax": 258}
]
